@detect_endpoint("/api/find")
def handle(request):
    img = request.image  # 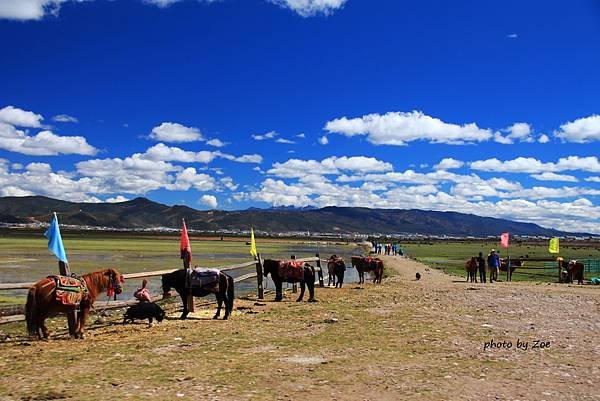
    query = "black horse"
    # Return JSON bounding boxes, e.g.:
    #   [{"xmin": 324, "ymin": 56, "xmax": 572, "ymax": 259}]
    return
[
  {"xmin": 262, "ymin": 259, "xmax": 316, "ymax": 302},
  {"xmin": 327, "ymin": 255, "xmax": 346, "ymax": 288},
  {"xmin": 161, "ymin": 269, "xmax": 234, "ymax": 320}
]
